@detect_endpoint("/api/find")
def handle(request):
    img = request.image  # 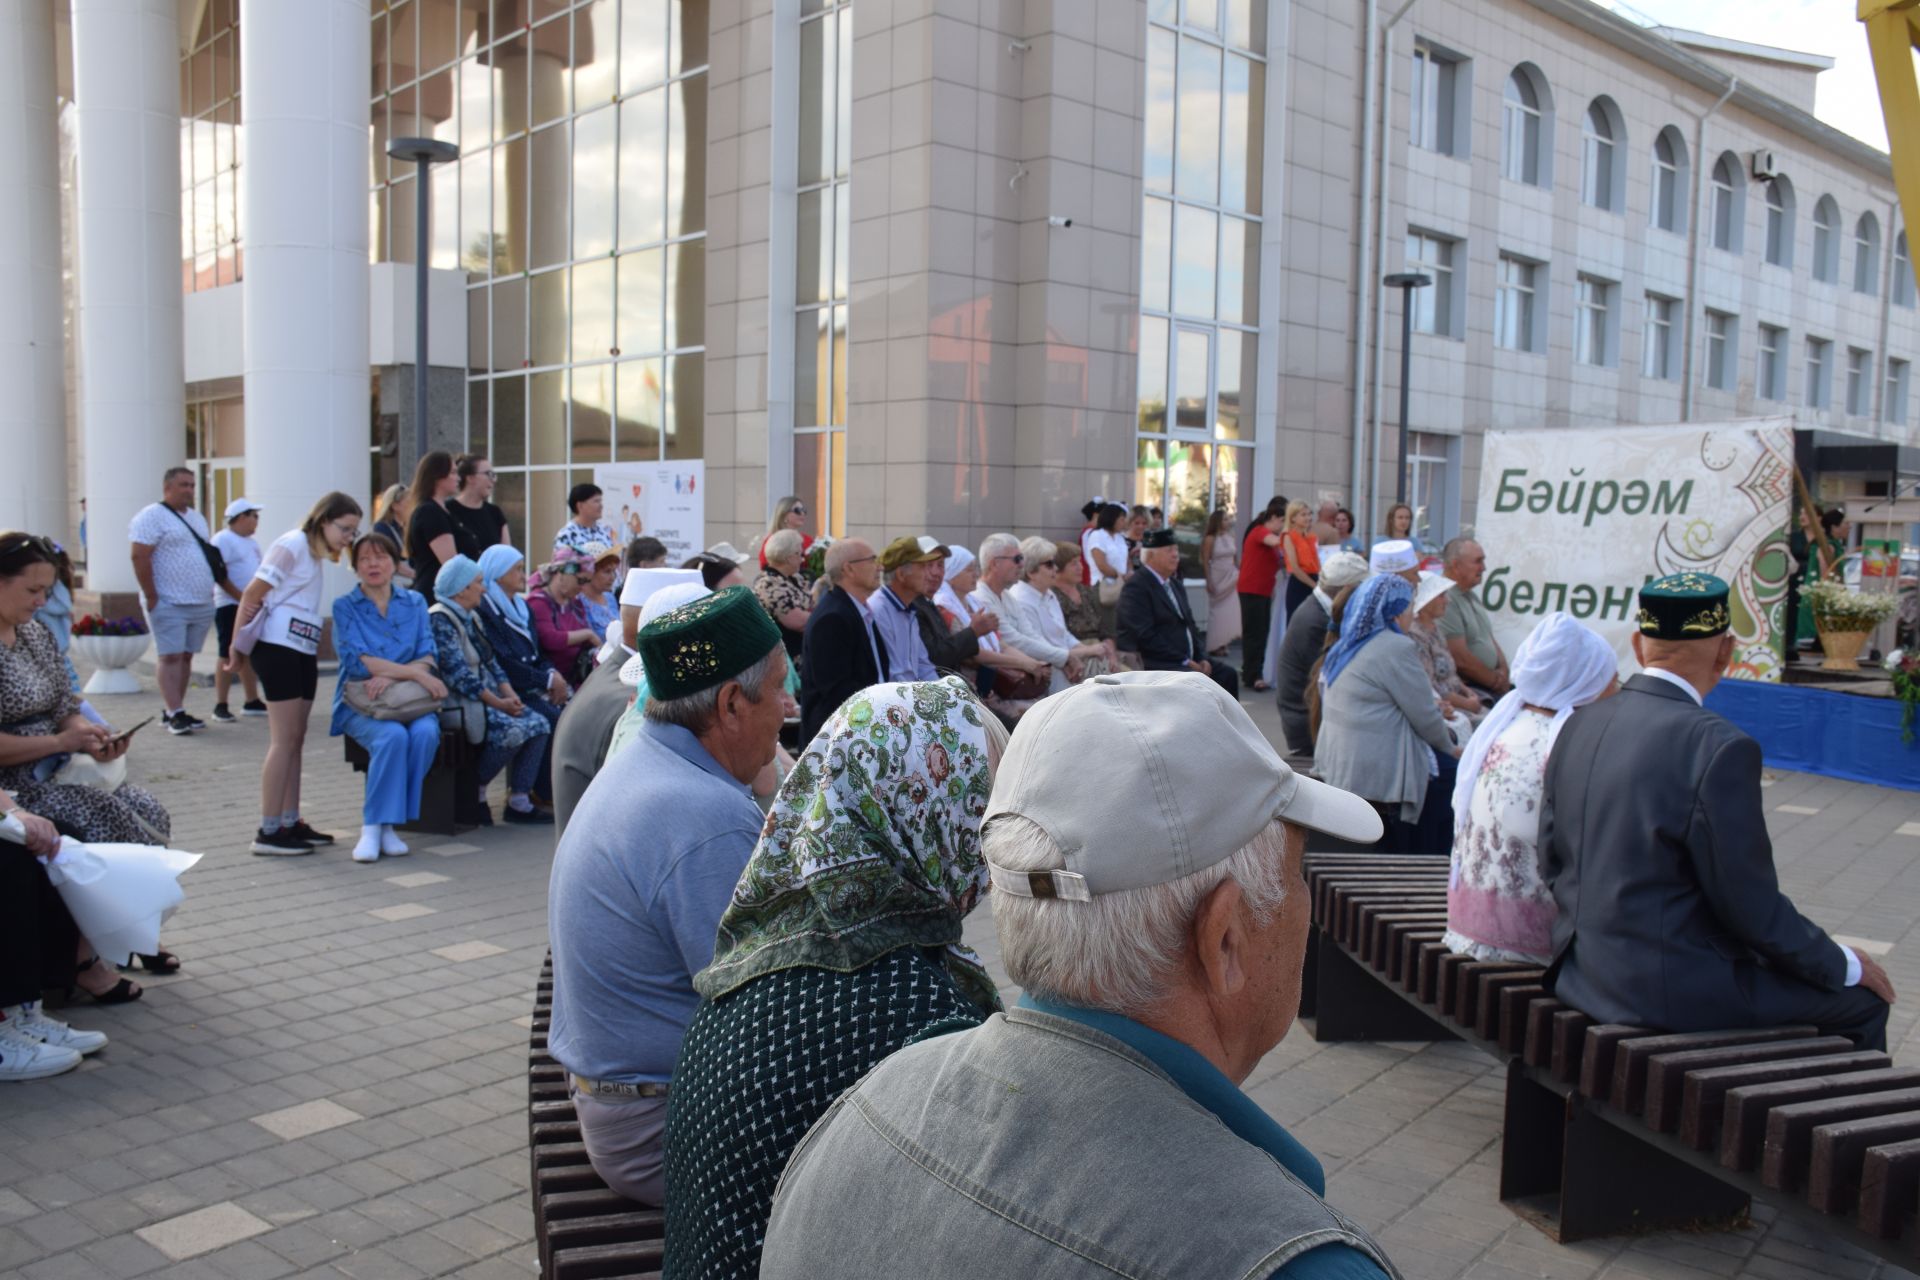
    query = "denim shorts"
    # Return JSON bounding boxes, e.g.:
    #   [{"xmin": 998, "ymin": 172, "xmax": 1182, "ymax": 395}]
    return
[{"xmin": 148, "ymin": 601, "xmax": 216, "ymax": 656}]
